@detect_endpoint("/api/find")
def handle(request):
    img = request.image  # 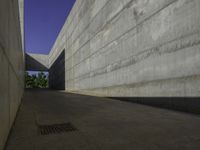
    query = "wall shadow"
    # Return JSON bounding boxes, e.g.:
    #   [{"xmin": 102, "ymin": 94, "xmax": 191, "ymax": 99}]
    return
[
  {"xmin": 49, "ymin": 50, "xmax": 65, "ymax": 90},
  {"xmin": 109, "ymin": 97, "xmax": 200, "ymax": 115}
]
